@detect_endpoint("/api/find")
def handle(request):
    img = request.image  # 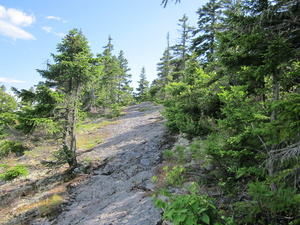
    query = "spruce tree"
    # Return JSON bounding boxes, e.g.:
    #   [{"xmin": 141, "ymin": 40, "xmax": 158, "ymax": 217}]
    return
[
  {"xmin": 136, "ymin": 67, "xmax": 149, "ymax": 101},
  {"xmin": 37, "ymin": 29, "xmax": 94, "ymax": 170},
  {"xmin": 156, "ymin": 32, "xmax": 173, "ymax": 99},
  {"xmin": 171, "ymin": 14, "xmax": 194, "ymax": 81},
  {"xmin": 98, "ymin": 36, "xmax": 121, "ymax": 106},
  {"xmin": 192, "ymin": 0, "xmax": 228, "ymax": 64},
  {"xmin": 116, "ymin": 50, "xmax": 133, "ymax": 105},
  {"xmin": 0, "ymin": 85, "xmax": 17, "ymax": 138}
]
